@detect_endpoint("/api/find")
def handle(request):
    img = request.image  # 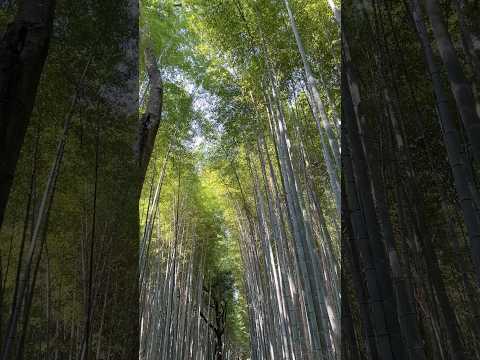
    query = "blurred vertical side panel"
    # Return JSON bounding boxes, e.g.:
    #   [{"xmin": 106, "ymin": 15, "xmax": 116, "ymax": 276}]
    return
[
  {"xmin": 342, "ymin": 0, "xmax": 480, "ymax": 359},
  {"xmin": 0, "ymin": 0, "xmax": 139, "ymax": 359}
]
